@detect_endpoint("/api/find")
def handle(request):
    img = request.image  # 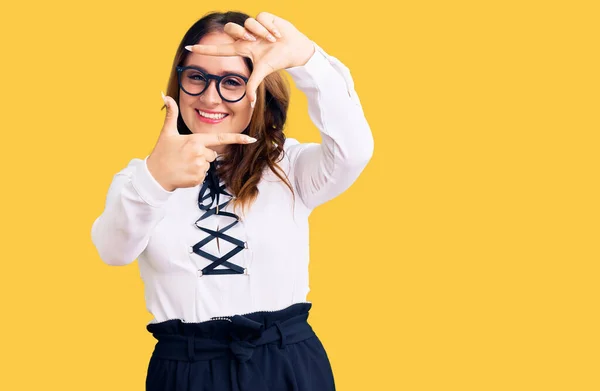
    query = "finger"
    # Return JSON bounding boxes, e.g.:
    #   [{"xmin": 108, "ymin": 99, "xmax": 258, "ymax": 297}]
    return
[
  {"xmin": 255, "ymin": 12, "xmax": 282, "ymax": 38},
  {"xmin": 224, "ymin": 22, "xmax": 257, "ymax": 42},
  {"xmin": 246, "ymin": 62, "xmax": 274, "ymax": 107},
  {"xmin": 198, "ymin": 160, "xmax": 210, "ymax": 175},
  {"xmin": 202, "ymin": 147, "xmax": 218, "ymax": 163},
  {"xmin": 160, "ymin": 91, "xmax": 179, "ymax": 136},
  {"xmin": 185, "ymin": 43, "xmax": 238, "ymax": 56},
  {"xmin": 244, "ymin": 17, "xmax": 276, "ymax": 43},
  {"xmin": 193, "ymin": 145, "xmax": 218, "ymax": 162},
  {"xmin": 192, "ymin": 132, "xmax": 258, "ymax": 147}
]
